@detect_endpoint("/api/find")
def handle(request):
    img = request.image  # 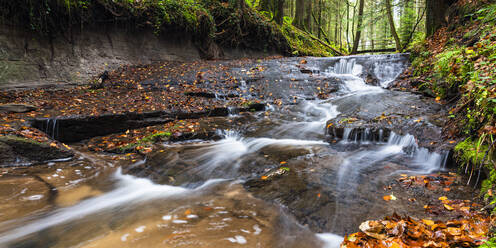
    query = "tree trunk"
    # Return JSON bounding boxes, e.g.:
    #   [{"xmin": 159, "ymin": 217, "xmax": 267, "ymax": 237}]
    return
[
  {"xmin": 385, "ymin": 0, "xmax": 401, "ymax": 51},
  {"xmin": 346, "ymin": 0, "xmax": 350, "ymax": 51},
  {"xmin": 318, "ymin": 0, "xmax": 322, "ymax": 38},
  {"xmin": 275, "ymin": 0, "xmax": 284, "ymax": 24},
  {"xmin": 351, "ymin": 0, "xmax": 365, "ymax": 54},
  {"xmin": 426, "ymin": 0, "xmax": 455, "ymax": 36},
  {"xmin": 293, "ymin": 0, "xmax": 305, "ymax": 29},
  {"xmin": 304, "ymin": 0, "xmax": 312, "ymax": 32}
]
